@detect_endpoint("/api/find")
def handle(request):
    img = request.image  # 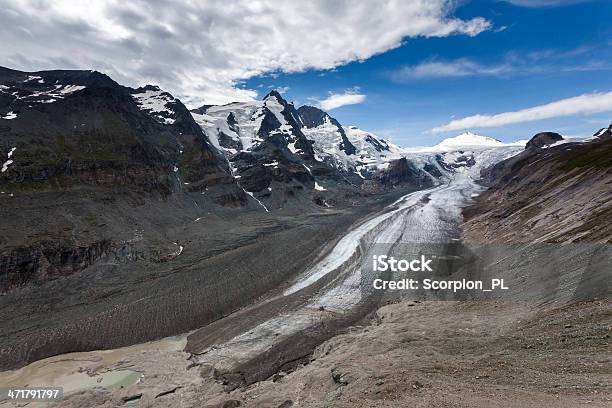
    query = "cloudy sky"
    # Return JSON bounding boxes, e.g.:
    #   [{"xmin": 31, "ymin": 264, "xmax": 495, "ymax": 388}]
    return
[{"xmin": 1, "ymin": 0, "xmax": 611, "ymax": 145}]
